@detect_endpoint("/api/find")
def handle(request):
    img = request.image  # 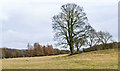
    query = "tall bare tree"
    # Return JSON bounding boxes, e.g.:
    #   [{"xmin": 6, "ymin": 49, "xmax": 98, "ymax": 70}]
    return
[{"xmin": 52, "ymin": 3, "xmax": 88, "ymax": 55}]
